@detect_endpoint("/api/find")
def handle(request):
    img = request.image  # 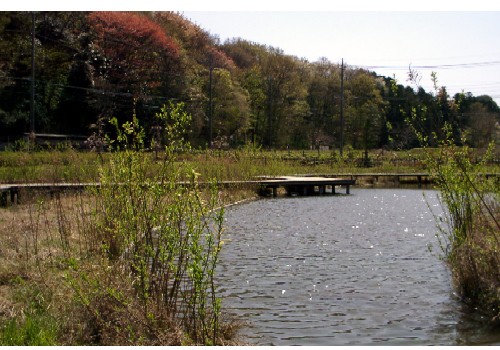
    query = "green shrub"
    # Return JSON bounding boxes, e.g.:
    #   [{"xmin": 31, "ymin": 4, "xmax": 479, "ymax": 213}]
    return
[
  {"xmin": 64, "ymin": 103, "xmax": 229, "ymax": 344},
  {"xmin": 423, "ymin": 127, "xmax": 499, "ymax": 323}
]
